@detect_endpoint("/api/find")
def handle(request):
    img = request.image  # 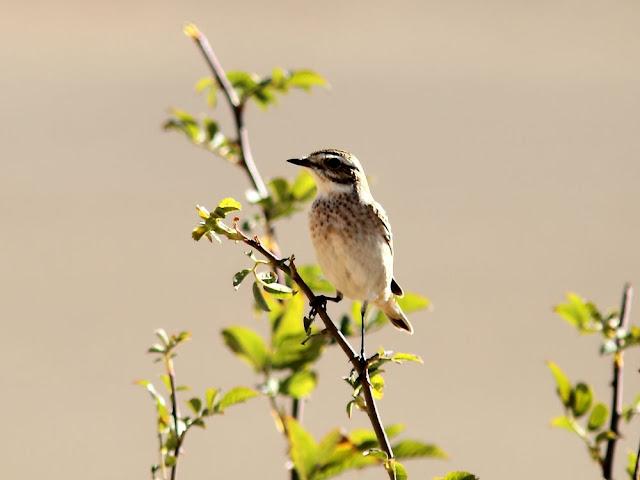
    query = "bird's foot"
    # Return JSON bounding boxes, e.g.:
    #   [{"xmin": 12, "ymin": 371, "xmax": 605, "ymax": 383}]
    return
[{"xmin": 304, "ymin": 293, "xmax": 343, "ymax": 332}]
